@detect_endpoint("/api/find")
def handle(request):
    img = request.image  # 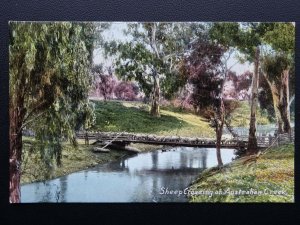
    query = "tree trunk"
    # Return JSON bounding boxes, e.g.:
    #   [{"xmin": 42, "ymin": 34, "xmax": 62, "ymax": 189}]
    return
[
  {"xmin": 150, "ymin": 74, "xmax": 160, "ymax": 117},
  {"xmin": 279, "ymin": 69, "xmax": 291, "ymax": 134},
  {"xmin": 9, "ymin": 100, "xmax": 25, "ymax": 203},
  {"xmin": 266, "ymin": 69, "xmax": 291, "ymax": 134},
  {"xmin": 215, "ymin": 98, "xmax": 225, "ymax": 167},
  {"xmin": 269, "ymin": 85, "xmax": 283, "ymax": 133},
  {"xmin": 149, "ymin": 23, "xmax": 161, "ymax": 118},
  {"xmin": 216, "ymin": 122, "xmax": 224, "ymax": 167},
  {"xmin": 247, "ymin": 47, "xmax": 259, "ymax": 155}
]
